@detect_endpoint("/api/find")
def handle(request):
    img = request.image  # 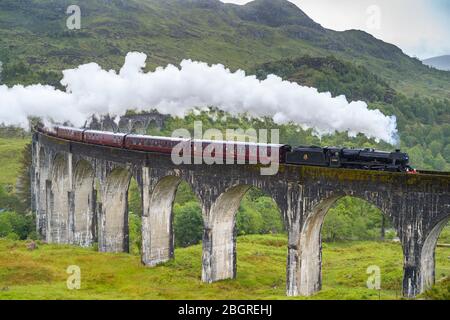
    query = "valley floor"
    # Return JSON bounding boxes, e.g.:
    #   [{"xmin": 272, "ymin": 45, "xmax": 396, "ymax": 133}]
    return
[{"xmin": 0, "ymin": 235, "xmax": 448, "ymax": 300}]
